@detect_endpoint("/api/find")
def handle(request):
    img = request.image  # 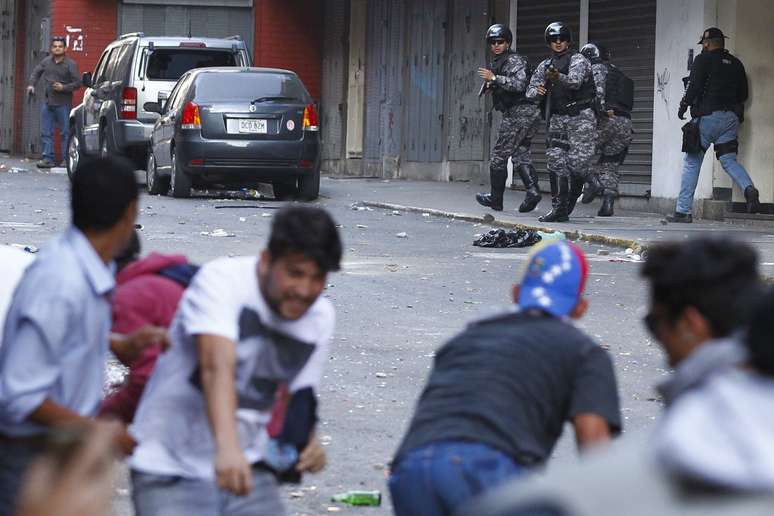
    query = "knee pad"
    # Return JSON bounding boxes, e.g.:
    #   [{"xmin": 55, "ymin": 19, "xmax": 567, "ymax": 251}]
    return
[{"xmin": 714, "ymin": 140, "xmax": 738, "ymax": 159}]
